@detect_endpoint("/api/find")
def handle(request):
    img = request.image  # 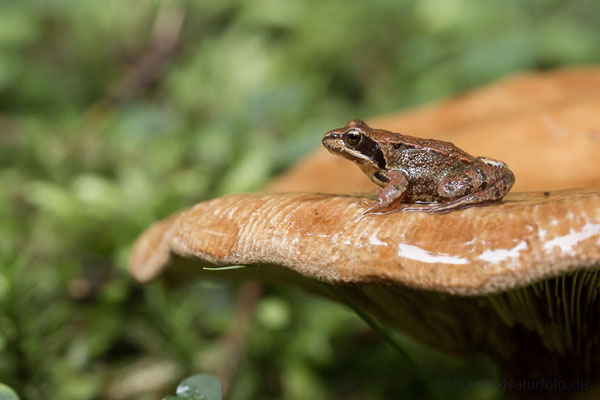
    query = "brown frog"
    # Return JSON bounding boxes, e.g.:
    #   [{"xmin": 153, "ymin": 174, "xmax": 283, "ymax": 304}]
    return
[{"xmin": 322, "ymin": 119, "xmax": 515, "ymax": 214}]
